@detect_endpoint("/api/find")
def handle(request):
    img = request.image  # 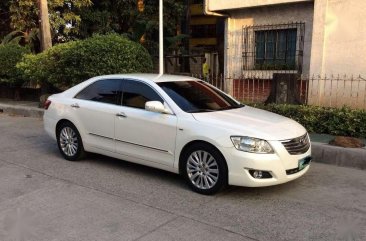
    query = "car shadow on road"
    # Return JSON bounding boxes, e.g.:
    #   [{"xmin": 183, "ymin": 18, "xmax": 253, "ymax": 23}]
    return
[
  {"xmin": 84, "ymin": 152, "xmax": 189, "ymax": 189},
  {"xmin": 77, "ymin": 152, "xmax": 306, "ymax": 198}
]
